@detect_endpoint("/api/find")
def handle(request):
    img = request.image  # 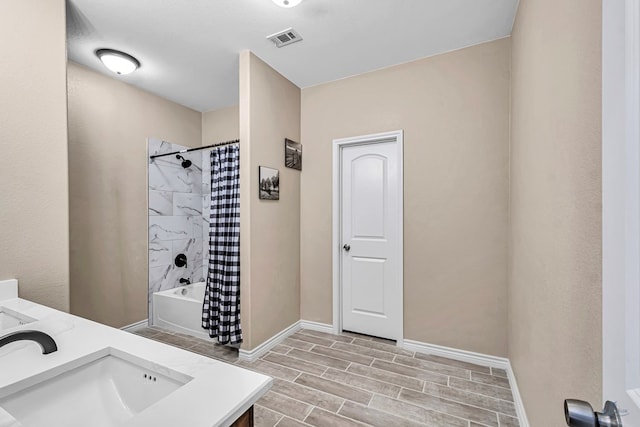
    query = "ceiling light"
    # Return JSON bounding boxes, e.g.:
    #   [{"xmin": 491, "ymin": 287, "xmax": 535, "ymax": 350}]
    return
[
  {"xmin": 272, "ymin": 0, "xmax": 302, "ymax": 8},
  {"xmin": 96, "ymin": 49, "xmax": 140, "ymax": 75}
]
